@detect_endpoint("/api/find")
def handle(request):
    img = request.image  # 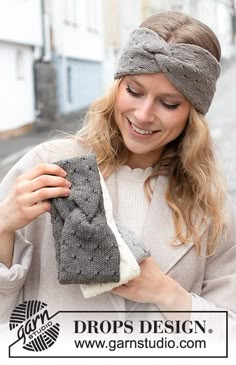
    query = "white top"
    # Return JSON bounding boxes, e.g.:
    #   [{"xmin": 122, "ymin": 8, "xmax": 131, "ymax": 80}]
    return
[{"xmin": 106, "ymin": 165, "xmax": 156, "ymax": 237}]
